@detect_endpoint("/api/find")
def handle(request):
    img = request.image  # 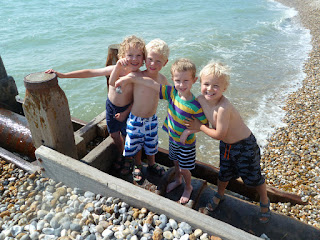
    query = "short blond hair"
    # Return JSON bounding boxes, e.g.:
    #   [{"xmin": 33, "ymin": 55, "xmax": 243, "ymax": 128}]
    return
[
  {"xmin": 200, "ymin": 62, "xmax": 230, "ymax": 89},
  {"xmin": 171, "ymin": 58, "xmax": 196, "ymax": 79},
  {"xmin": 118, "ymin": 35, "xmax": 146, "ymax": 59},
  {"xmin": 146, "ymin": 39, "xmax": 170, "ymax": 61}
]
